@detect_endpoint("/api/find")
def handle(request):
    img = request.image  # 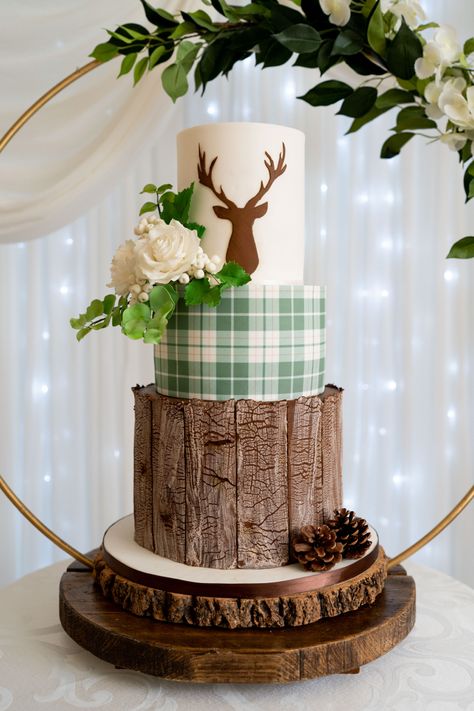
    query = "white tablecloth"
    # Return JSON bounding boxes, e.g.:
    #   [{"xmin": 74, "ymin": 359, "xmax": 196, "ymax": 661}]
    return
[{"xmin": 0, "ymin": 561, "xmax": 473, "ymax": 710}]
